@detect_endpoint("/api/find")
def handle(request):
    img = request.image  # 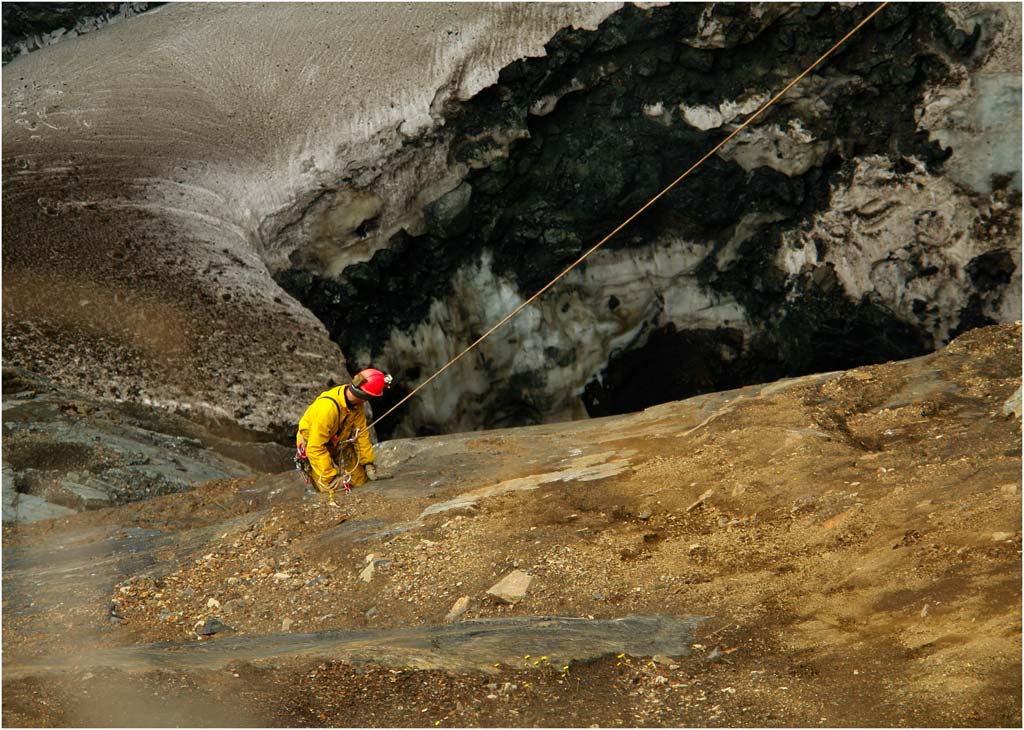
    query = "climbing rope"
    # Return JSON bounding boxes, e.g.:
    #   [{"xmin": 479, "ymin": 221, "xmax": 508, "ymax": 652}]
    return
[{"xmin": 366, "ymin": 1, "xmax": 890, "ymax": 433}]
